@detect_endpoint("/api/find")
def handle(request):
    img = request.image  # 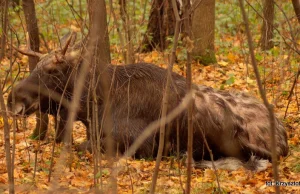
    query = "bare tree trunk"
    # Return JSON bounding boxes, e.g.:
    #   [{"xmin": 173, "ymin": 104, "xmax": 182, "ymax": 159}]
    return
[
  {"xmin": 22, "ymin": 0, "xmax": 39, "ymax": 71},
  {"xmin": 0, "ymin": 85, "xmax": 15, "ymax": 193},
  {"xmin": 0, "ymin": 0, "xmax": 8, "ymax": 60},
  {"xmin": 292, "ymin": 0, "xmax": 300, "ymax": 23},
  {"xmin": 22, "ymin": 0, "xmax": 49, "ymax": 140},
  {"xmin": 88, "ymin": 0, "xmax": 111, "ymax": 65},
  {"xmin": 109, "ymin": 0, "xmax": 127, "ymax": 64},
  {"xmin": 119, "ymin": 0, "xmax": 135, "ymax": 64},
  {"xmin": 141, "ymin": 0, "xmax": 177, "ymax": 52},
  {"xmin": 260, "ymin": 0, "xmax": 275, "ymax": 50},
  {"xmin": 191, "ymin": 0, "xmax": 216, "ymax": 65},
  {"xmin": 1, "ymin": 4, "xmax": 15, "ymax": 192},
  {"xmin": 182, "ymin": 0, "xmax": 193, "ymax": 192}
]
